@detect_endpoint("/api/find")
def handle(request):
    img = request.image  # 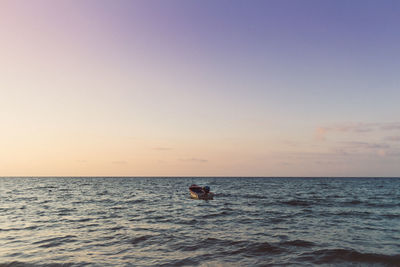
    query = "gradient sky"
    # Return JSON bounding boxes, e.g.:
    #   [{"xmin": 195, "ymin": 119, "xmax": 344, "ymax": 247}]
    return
[{"xmin": 1, "ymin": 0, "xmax": 400, "ymax": 176}]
